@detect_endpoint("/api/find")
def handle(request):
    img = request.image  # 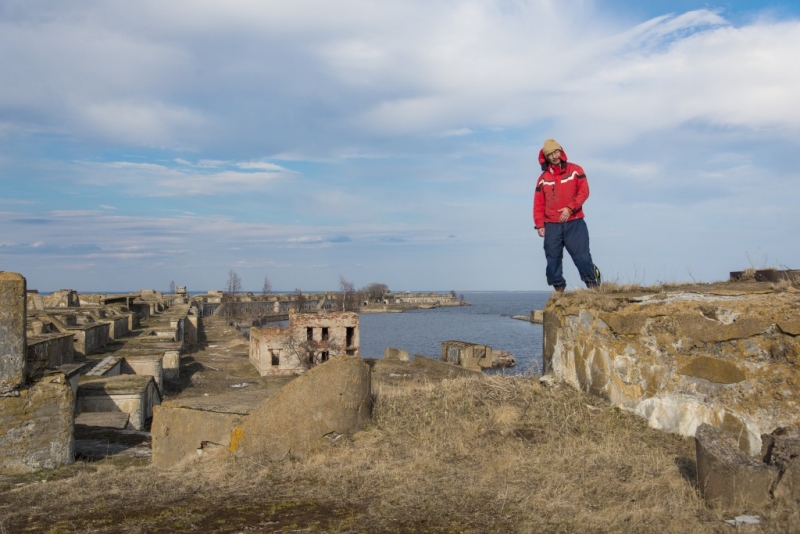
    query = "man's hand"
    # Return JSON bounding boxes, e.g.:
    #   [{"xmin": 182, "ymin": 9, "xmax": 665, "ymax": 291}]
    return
[
  {"xmin": 558, "ymin": 207, "xmax": 571, "ymax": 223},
  {"xmin": 537, "ymin": 227, "xmax": 545, "ymax": 238}
]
